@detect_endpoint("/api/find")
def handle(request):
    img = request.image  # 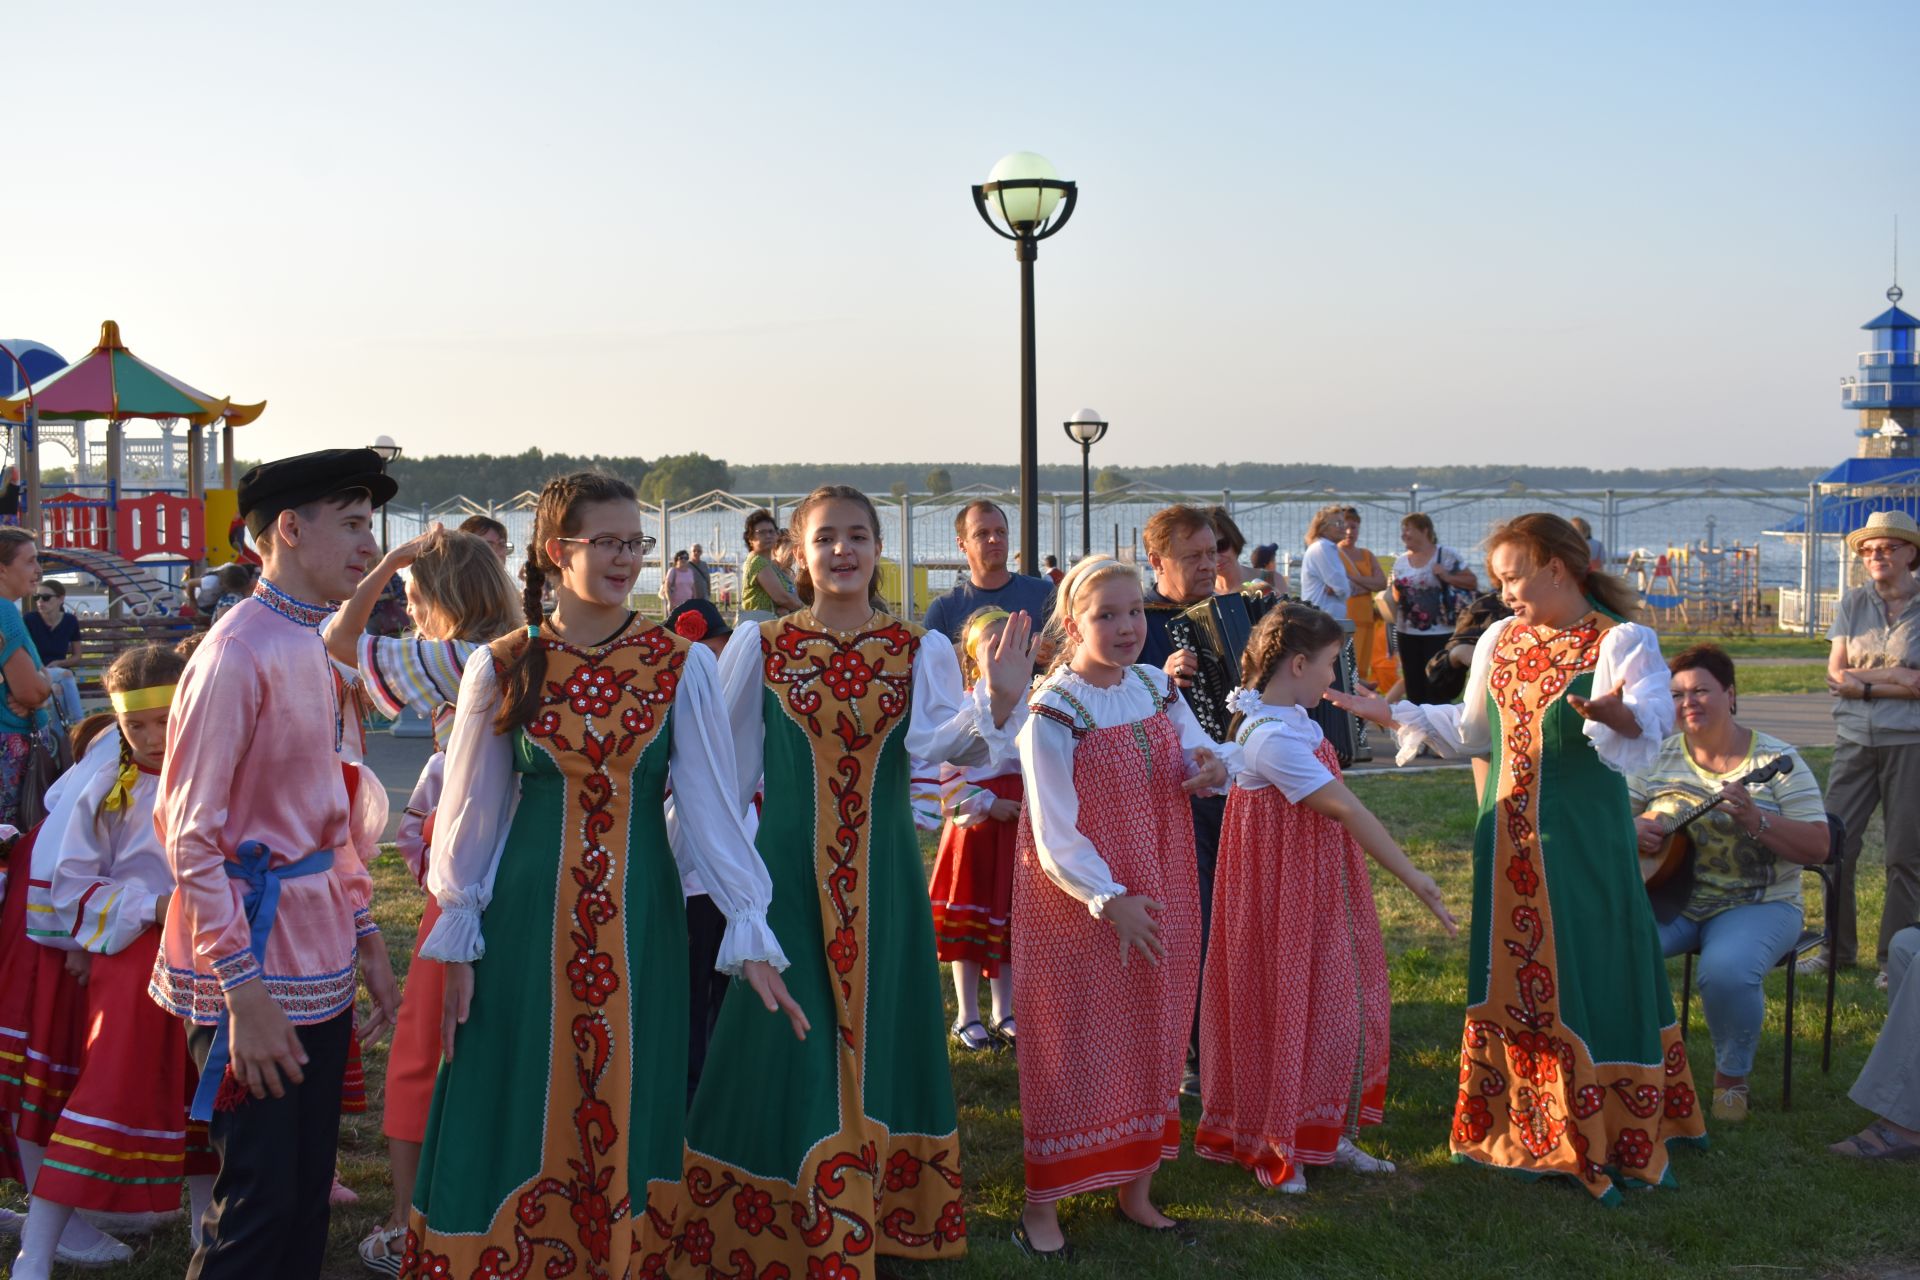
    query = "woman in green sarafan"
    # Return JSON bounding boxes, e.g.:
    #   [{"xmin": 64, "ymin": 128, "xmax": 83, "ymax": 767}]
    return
[
  {"xmin": 1333, "ymin": 512, "xmax": 1706, "ymax": 1204},
  {"xmin": 673, "ymin": 486, "xmax": 1030, "ymax": 1280},
  {"xmin": 399, "ymin": 473, "xmax": 804, "ymax": 1280}
]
